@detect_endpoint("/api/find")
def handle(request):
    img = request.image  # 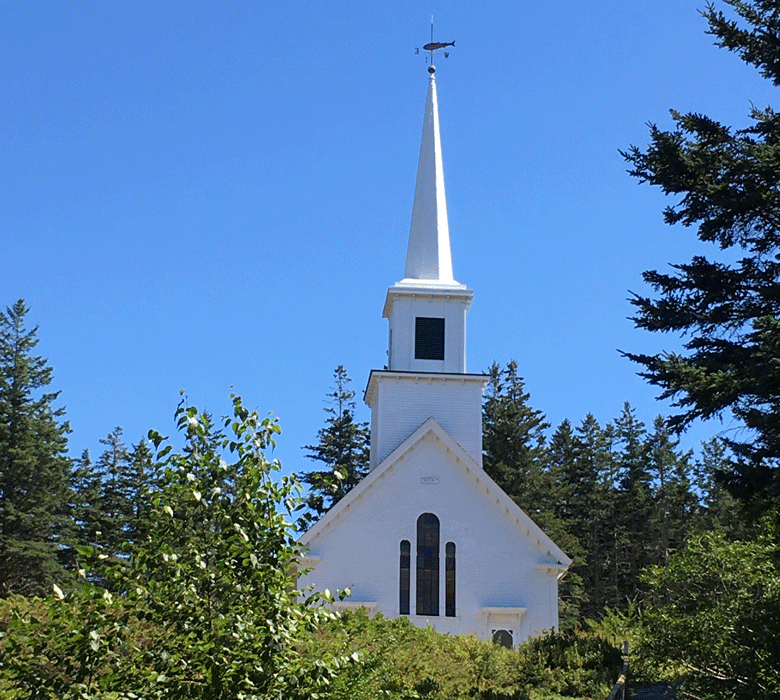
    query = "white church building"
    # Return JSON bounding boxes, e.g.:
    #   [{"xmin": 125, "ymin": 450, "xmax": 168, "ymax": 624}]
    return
[{"xmin": 298, "ymin": 64, "xmax": 571, "ymax": 648}]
